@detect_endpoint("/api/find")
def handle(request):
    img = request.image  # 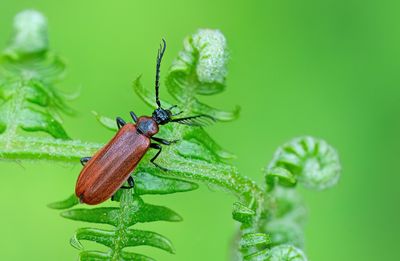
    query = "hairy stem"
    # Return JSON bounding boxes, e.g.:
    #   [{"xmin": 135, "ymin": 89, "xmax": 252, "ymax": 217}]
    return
[
  {"xmin": 111, "ymin": 189, "xmax": 134, "ymax": 260},
  {"xmin": 0, "ymin": 136, "xmax": 100, "ymax": 162}
]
